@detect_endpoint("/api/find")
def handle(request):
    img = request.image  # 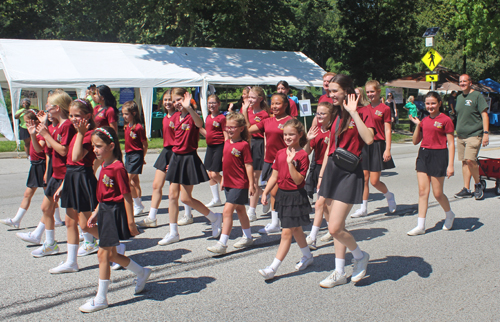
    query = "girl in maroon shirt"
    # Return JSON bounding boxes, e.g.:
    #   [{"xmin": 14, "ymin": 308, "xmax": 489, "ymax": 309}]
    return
[
  {"xmin": 0, "ymin": 111, "xmax": 46, "ymax": 229},
  {"xmin": 407, "ymin": 91, "xmax": 456, "ymax": 236},
  {"xmin": 258, "ymin": 119, "xmax": 312, "ymax": 280},
  {"xmin": 241, "ymin": 86, "xmax": 270, "ymax": 222},
  {"xmin": 79, "ymin": 126, "xmax": 151, "ymax": 313},
  {"xmin": 200, "ymin": 94, "xmax": 228, "ymax": 208},
  {"xmin": 207, "ymin": 112, "xmax": 255, "ymax": 254},
  {"xmin": 247, "ymin": 93, "xmax": 292, "ymax": 234},
  {"xmin": 162, "ymin": 88, "xmax": 222, "ymax": 246},
  {"xmin": 122, "ymin": 101, "xmax": 148, "ymax": 216},
  {"xmin": 317, "ymin": 74, "xmax": 375, "ymax": 288},
  {"xmin": 276, "ymin": 80, "xmax": 299, "ymax": 118}
]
